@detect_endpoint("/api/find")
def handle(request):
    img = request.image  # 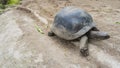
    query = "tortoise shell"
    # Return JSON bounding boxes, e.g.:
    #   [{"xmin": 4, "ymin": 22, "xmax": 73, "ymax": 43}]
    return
[{"xmin": 51, "ymin": 6, "xmax": 95, "ymax": 40}]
